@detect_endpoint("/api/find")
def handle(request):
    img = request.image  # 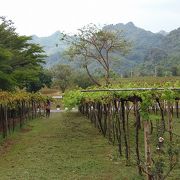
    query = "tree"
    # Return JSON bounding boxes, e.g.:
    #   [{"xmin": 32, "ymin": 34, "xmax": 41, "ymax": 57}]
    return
[
  {"xmin": 73, "ymin": 70, "xmax": 94, "ymax": 89},
  {"xmin": 16, "ymin": 68, "xmax": 52, "ymax": 92},
  {"xmin": 62, "ymin": 24, "xmax": 130, "ymax": 86},
  {"xmin": 51, "ymin": 64, "xmax": 73, "ymax": 93},
  {"xmin": 171, "ymin": 66, "xmax": 179, "ymax": 76},
  {"xmin": 0, "ymin": 16, "xmax": 46, "ymax": 90}
]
